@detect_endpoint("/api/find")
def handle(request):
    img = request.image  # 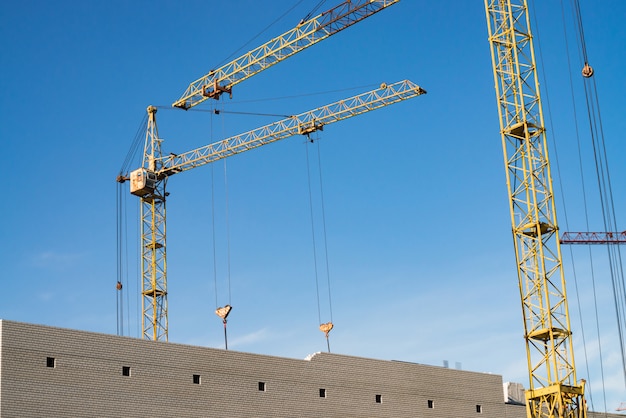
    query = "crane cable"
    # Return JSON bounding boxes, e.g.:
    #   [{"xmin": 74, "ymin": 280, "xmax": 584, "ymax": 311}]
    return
[
  {"xmin": 569, "ymin": 0, "xmax": 626, "ymax": 393},
  {"xmin": 115, "ymin": 183, "xmax": 124, "ymax": 336},
  {"xmin": 304, "ymin": 135, "xmax": 334, "ymax": 352},
  {"xmin": 116, "ymin": 113, "xmax": 148, "ymax": 338},
  {"xmin": 302, "ymin": 0, "xmax": 328, "ymax": 22},
  {"xmin": 207, "ymin": 99, "xmax": 233, "ymax": 349},
  {"xmin": 533, "ymin": 0, "xmax": 606, "ymax": 410},
  {"xmin": 540, "ymin": 1, "xmax": 606, "ymax": 411},
  {"xmin": 539, "ymin": 0, "xmax": 626, "ymax": 409},
  {"xmin": 212, "ymin": 1, "xmax": 307, "ymax": 72}
]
